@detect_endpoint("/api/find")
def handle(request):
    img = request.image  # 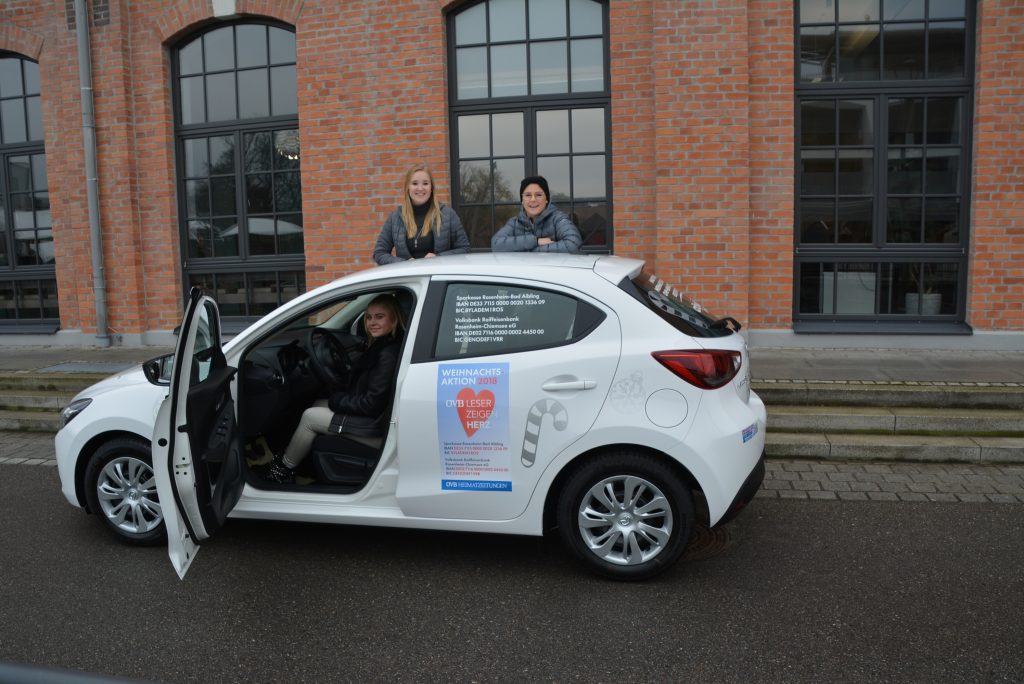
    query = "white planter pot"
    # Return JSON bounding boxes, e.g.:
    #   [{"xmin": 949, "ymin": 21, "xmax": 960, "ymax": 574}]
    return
[{"xmin": 906, "ymin": 292, "xmax": 941, "ymax": 315}]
